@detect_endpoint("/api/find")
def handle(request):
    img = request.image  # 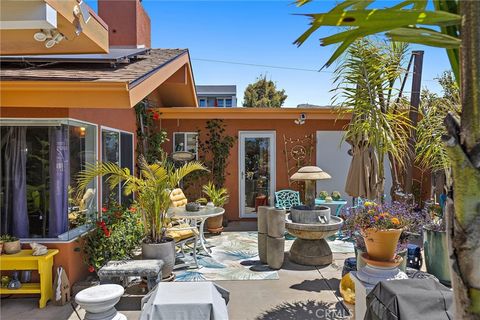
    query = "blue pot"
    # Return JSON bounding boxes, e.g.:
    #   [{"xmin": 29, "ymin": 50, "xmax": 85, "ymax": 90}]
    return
[{"xmin": 423, "ymin": 226, "xmax": 451, "ymax": 286}]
